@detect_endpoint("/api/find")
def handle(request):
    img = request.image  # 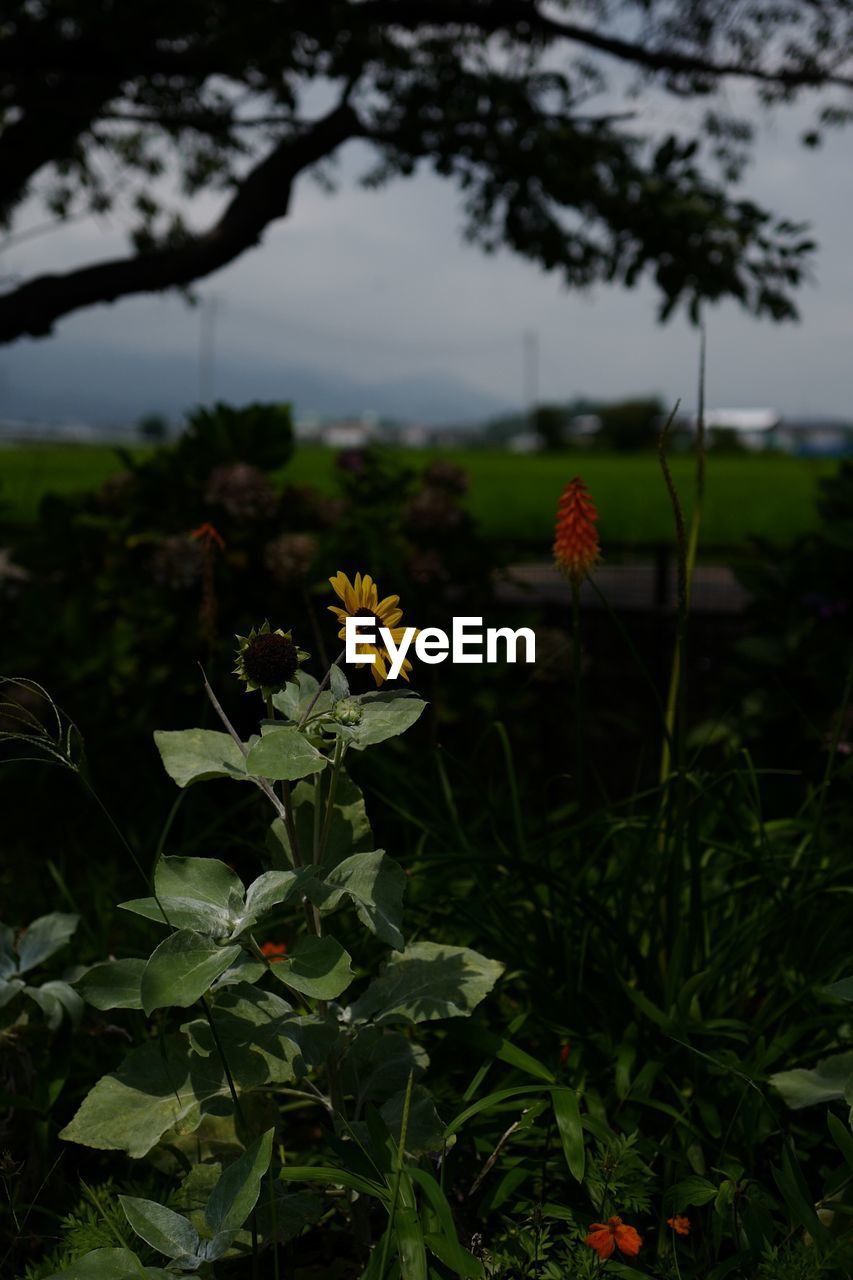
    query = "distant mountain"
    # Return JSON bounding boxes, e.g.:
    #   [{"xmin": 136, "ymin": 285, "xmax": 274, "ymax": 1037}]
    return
[{"xmin": 0, "ymin": 339, "xmax": 511, "ymax": 428}]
